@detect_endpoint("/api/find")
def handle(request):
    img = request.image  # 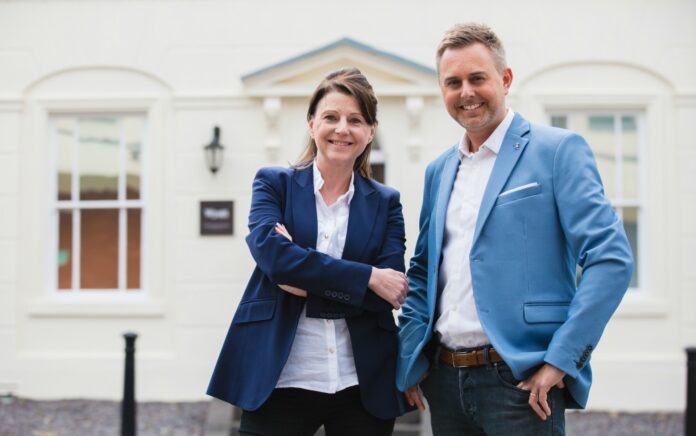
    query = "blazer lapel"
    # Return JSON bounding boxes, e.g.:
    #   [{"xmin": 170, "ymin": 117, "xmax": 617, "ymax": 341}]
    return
[
  {"xmin": 343, "ymin": 174, "xmax": 378, "ymax": 261},
  {"xmin": 292, "ymin": 166, "xmax": 317, "ymax": 250},
  {"xmin": 433, "ymin": 146, "xmax": 461, "ymax": 256},
  {"xmin": 472, "ymin": 114, "xmax": 531, "ymax": 244}
]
